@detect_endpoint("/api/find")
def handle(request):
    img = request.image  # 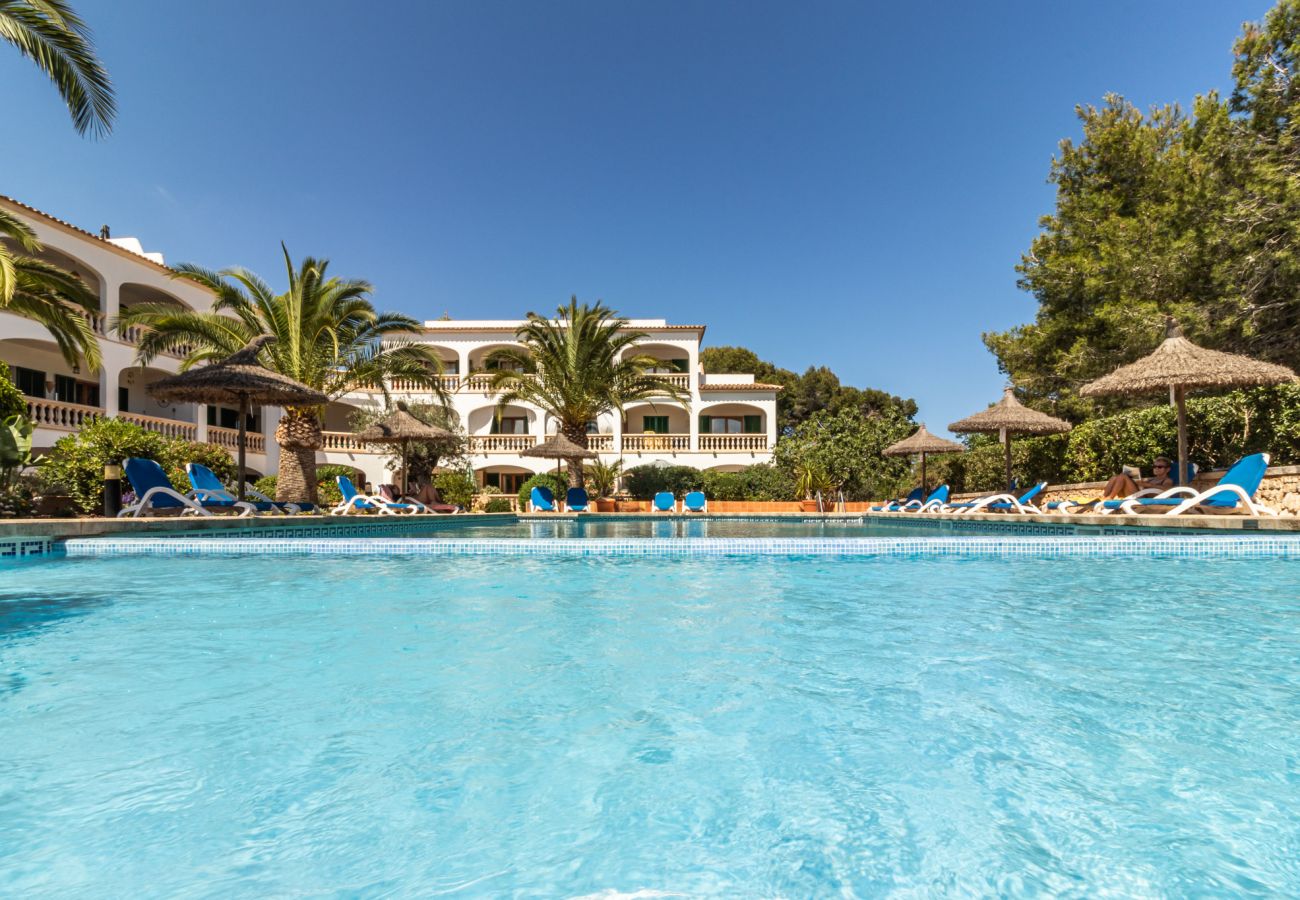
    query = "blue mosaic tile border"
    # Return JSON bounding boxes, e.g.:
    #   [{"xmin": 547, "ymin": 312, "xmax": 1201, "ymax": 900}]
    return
[
  {"xmin": 0, "ymin": 537, "xmax": 56, "ymax": 559},
  {"xmin": 165, "ymin": 514, "xmax": 517, "ymax": 541},
  {"xmin": 62, "ymin": 535, "xmax": 1300, "ymax": 560}
]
